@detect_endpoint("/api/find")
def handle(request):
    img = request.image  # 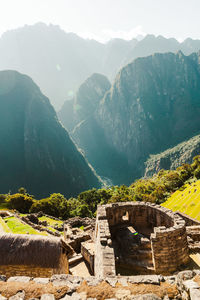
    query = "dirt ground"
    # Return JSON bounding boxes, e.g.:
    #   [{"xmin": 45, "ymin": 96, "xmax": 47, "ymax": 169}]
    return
[
  {"xmin": 77, "ymin": 281, "xmax": 179, "ymax": 300},
  {"xmin": 70, "ymin": 260, "xmax": 91, "ymax": 277},
  {"xmin": 0, "ymin": 282, "xmax": 69, "ymax": 299},
  {"xmin": 0, "ymin": 280, "xmax": 180, "ymax": 300}
]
